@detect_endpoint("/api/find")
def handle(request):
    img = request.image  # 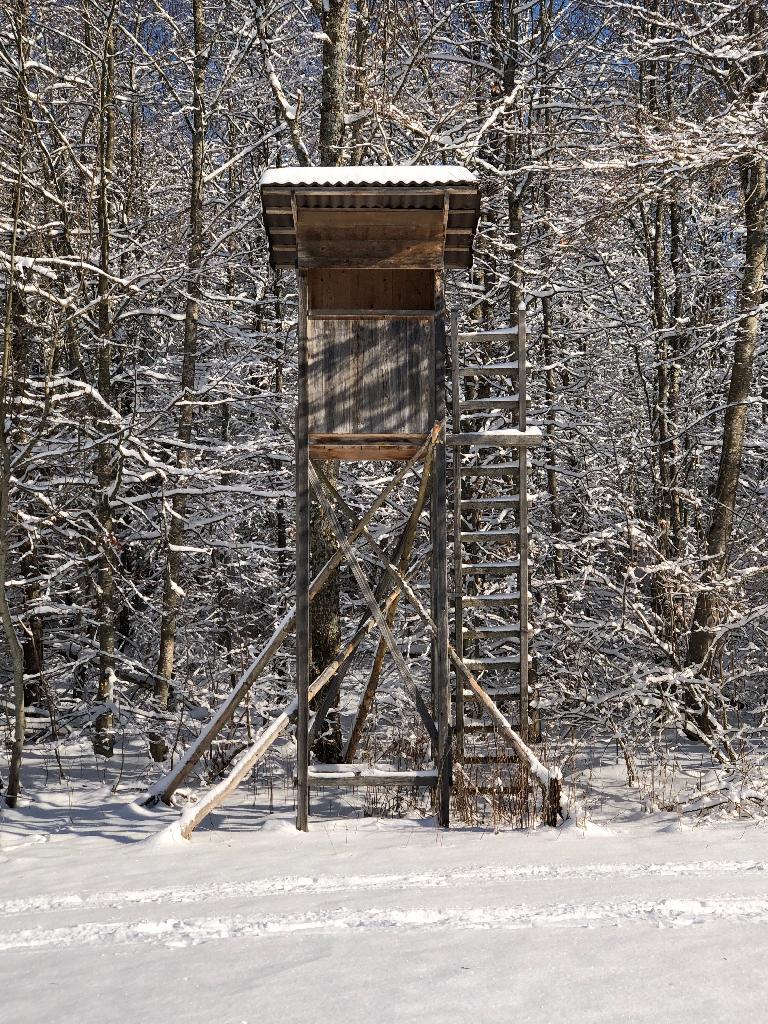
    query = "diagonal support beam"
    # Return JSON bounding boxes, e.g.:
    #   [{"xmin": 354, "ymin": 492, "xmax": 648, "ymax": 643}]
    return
[
  {"xmin": 308, "ymin": 460, "xmax": 439, "ymax": 748},
  {"xmin": 170, "ymin": 559, "xmax": 428, "ymax": 839},
  {"xmin": 344, "ymin": 449, "xmax": 434, "ymax": 762},
  {"xmin": 144, "ymin": 428, "xmax": 440, "ymax": 807}
]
